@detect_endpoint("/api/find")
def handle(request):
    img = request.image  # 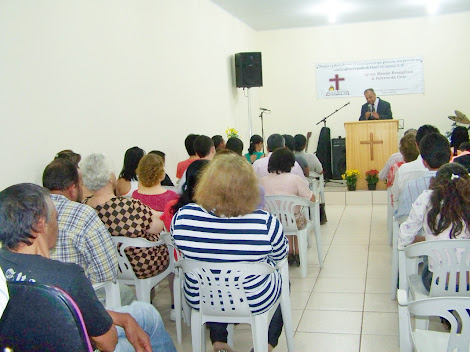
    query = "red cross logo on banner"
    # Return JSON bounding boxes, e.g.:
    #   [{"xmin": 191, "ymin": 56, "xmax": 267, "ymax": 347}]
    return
[{"xmin": 329, "ymin": 74, "xmax": 345, "ymax": 90}]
